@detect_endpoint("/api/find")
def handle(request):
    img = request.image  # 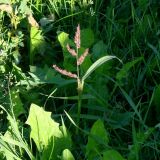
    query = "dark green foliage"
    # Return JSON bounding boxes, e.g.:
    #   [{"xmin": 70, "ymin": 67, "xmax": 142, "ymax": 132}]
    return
[{"xmin": 0, "ymin": 0, "xmax": 160, "ymax": 159}]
